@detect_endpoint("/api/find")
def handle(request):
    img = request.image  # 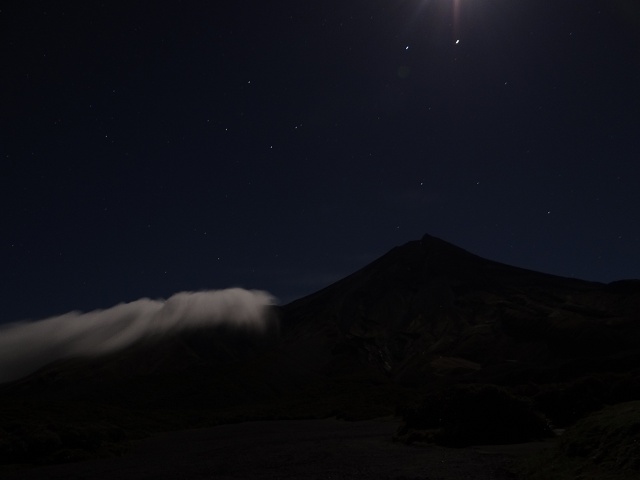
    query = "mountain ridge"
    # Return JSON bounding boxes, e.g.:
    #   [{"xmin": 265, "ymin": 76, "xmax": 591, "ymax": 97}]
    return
[
  {"xmin": 279, "ymin": 233, "xmax": 635, "ymax": 376},
  {"xmin": 4, "ymin": 233, "xmax": 639, "ymax": 392},
  {"xmin": 2, "ymin": 233, "xmax": 640, "ymax": 465},
  {"xmin": 4, "ymin": 233, "xmax": 640, "ymax": 390}
]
